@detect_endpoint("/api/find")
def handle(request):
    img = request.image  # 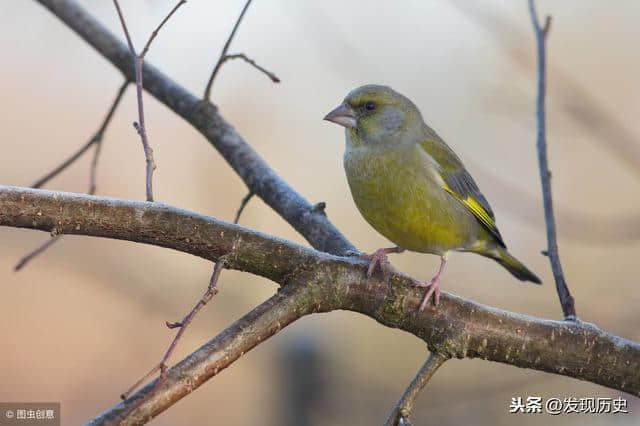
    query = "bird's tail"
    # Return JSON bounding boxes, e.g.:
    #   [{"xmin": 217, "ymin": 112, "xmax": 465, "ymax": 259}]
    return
[{"xmin": 485, "ymin": 247, "xmax": 542, "ymax": 284}]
